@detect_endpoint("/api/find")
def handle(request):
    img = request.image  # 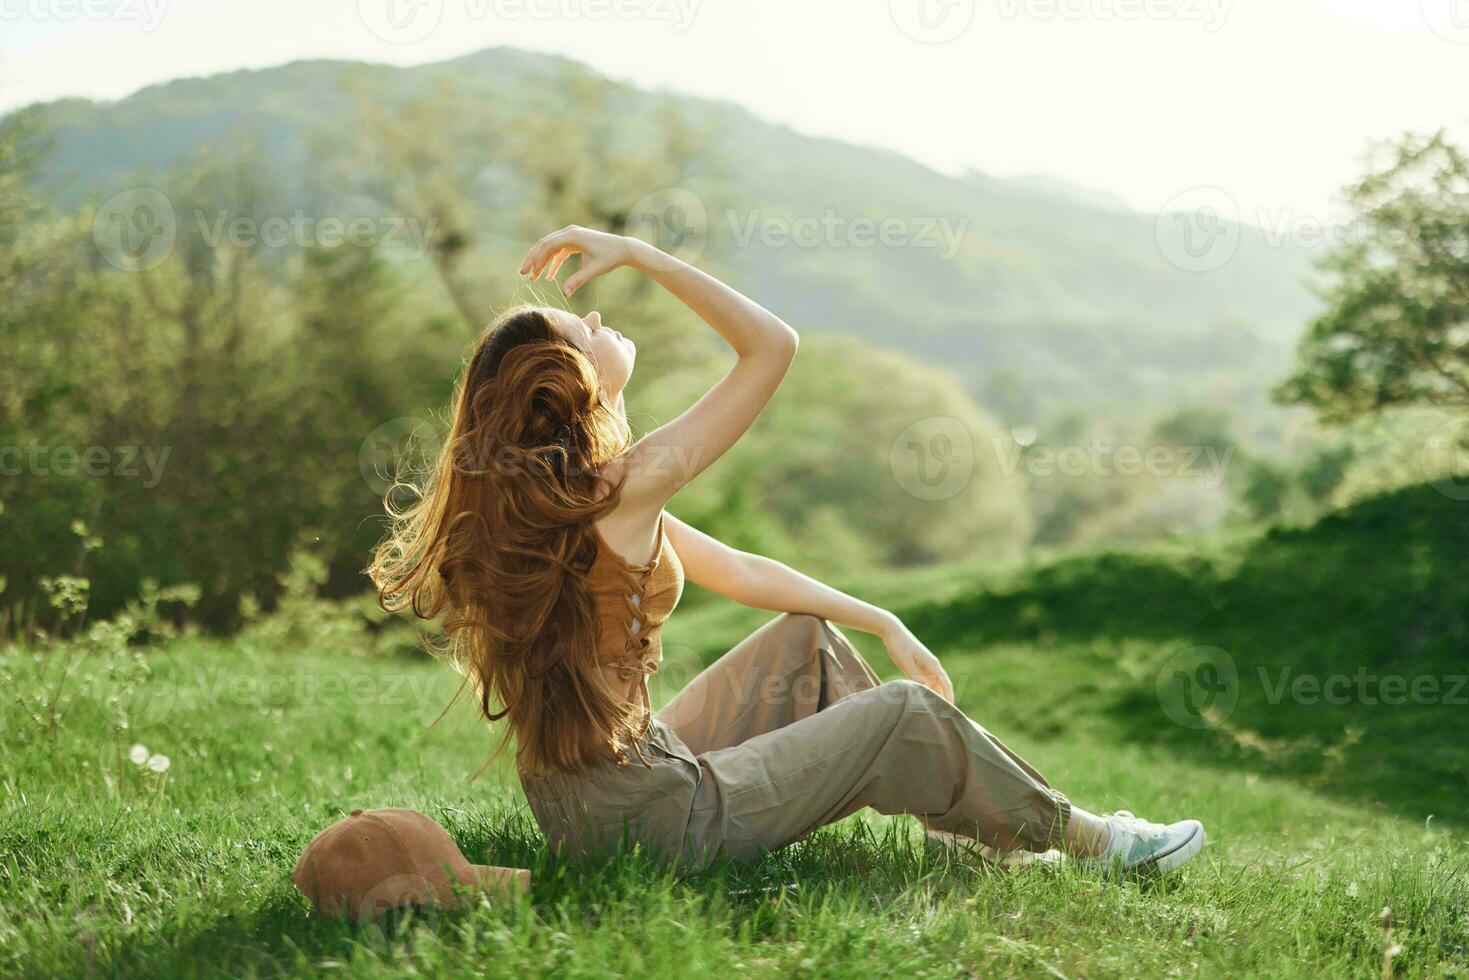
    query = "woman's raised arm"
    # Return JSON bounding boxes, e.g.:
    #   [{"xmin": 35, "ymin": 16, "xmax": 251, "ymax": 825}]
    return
[{"xmin": 521, "ymin": 226, "xmax": 798, "ymax": 512}]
